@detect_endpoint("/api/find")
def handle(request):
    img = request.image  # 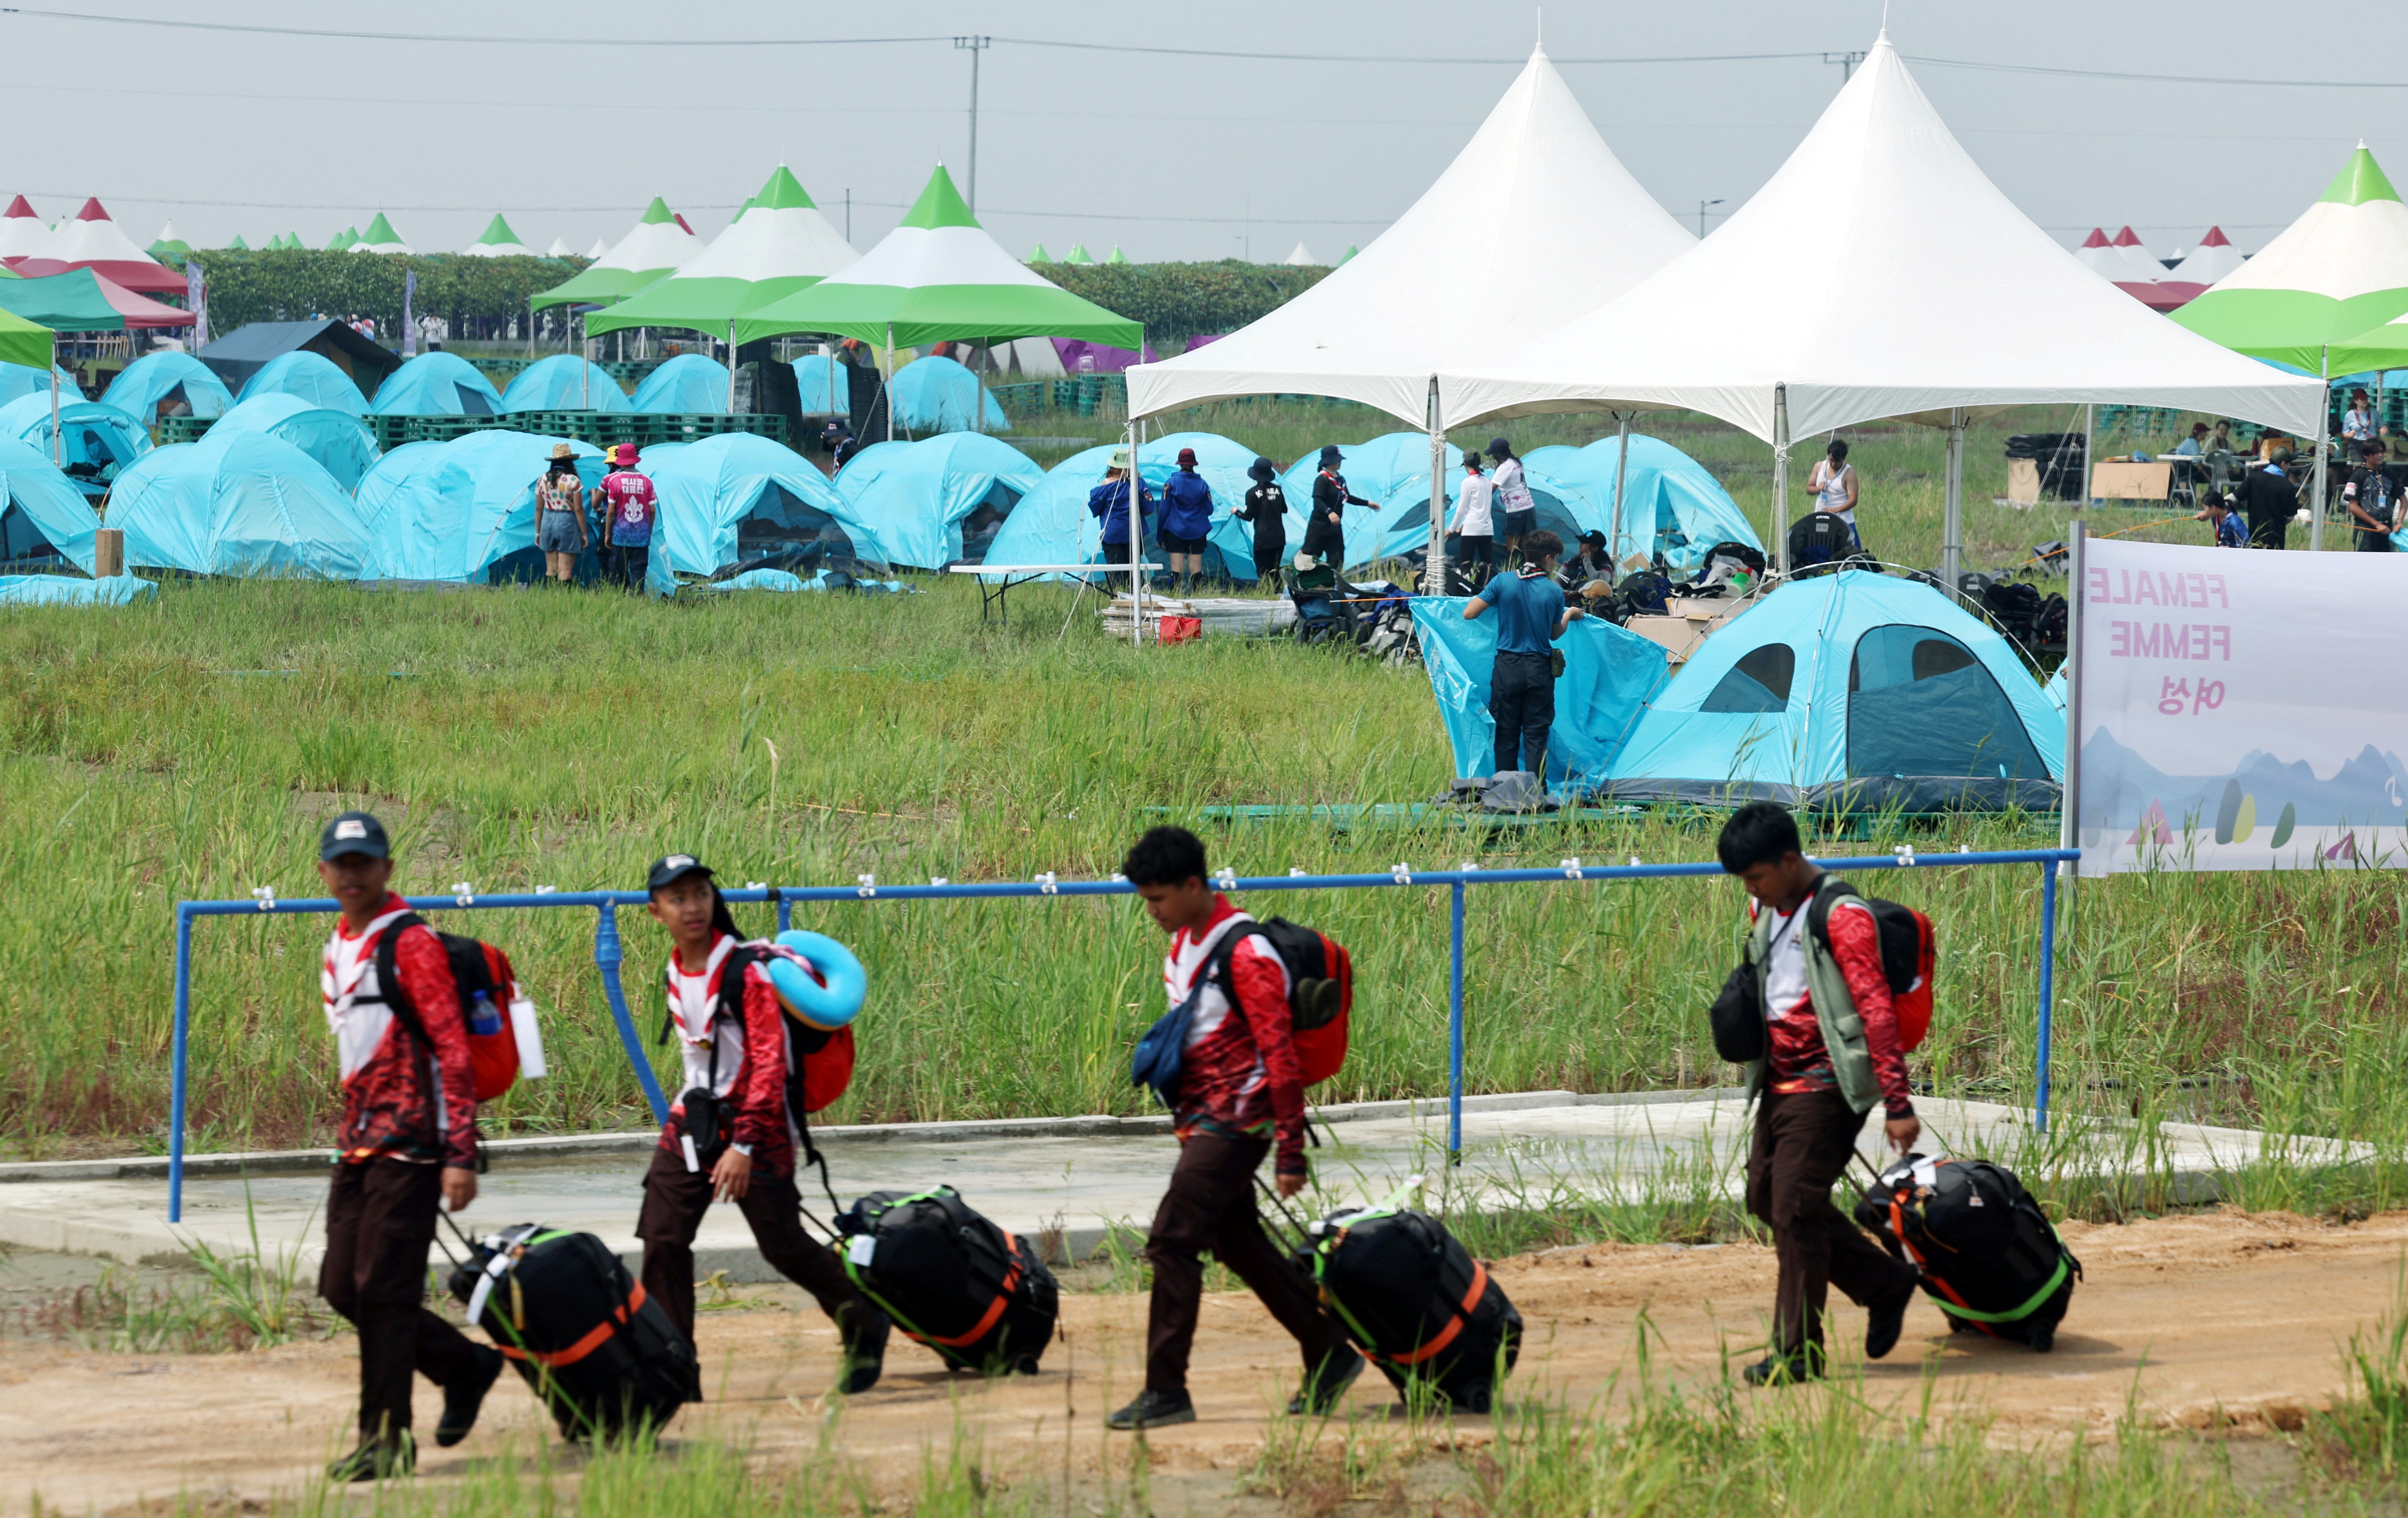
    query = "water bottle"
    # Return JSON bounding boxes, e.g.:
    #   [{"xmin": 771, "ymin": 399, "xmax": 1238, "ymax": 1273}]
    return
[{"xmin": 468, "ymin": 988, "xmax": 503, "ymax": 1037}]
